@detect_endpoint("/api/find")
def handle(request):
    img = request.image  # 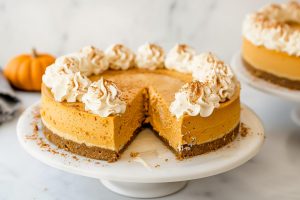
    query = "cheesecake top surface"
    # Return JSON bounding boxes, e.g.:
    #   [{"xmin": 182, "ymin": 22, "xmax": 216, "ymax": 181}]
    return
[
  {"xmin": 42, "ymin": 69, "xmax": 240, "ymax": 117},
  {"xmin": 242, "ymin": 1, "xmax": 300, "ymax": 56},
  {"xmin": 42, "ymin": 44, "xmax": 239, "ymax": 119}
]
